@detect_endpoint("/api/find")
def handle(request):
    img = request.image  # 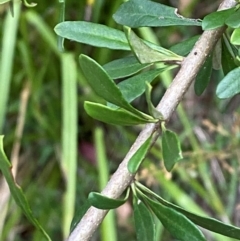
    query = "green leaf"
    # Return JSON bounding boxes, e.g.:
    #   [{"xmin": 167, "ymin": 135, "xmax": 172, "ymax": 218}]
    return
[
  {"xmin": 80, "ymin": 54, "xmax": 152, "ymax": 119},
  {"xmin": 133, "ymin": 196, "xmax": 155, "ymax": 241},
  {"xmin": 88, "ymin": 189, "xmax": 129, "ymax": 209},
  {"xmin": 54, "ymin": 21, "xmax": 130, "ymax": 50},
  {"xmin": 103, "ymin": 56, "xmax": 151, "ymax": 79},
  {"xmin": 108, "ymin": 68, "xmax": 170, "ymax": 109},
  {"xmin": 145, "ymin": 82, "xmax": 164, "ymax": 119},
  {"xmin": 216, "ymin": 67, "xmax": 240, "ymax": 99},
  {"xmin": 84, "ymin": 102, "xmax": 156, "ymax": 126},
  {"xmin": 162, "ymin": 128, "xmax": 183, "ymax": 172},
  {"xmin": 169, "ymin": 35, "xmax": 200, "ymax": 56},
  {"xmin": 136, "ymin": 182, "xmax": 240, "ymax": 240},
  {"xmin": 70, "ymin": 199, "xmax": 91, "ymax": 232},
  {"xmin": 113, "ymin": 0, "xmax": 201, "ymax": 28},
  {"xmin": 194, "ymin": 54, "xmax": 212, "ymax": 96},
  {"xmin": 147, "ymin": 198, "xmax": 206, "ymax": 241},
  {"xmin": 0, "ymin": 136, "xmax": 51, "ymax": 241},
  {"xmin": 221, "ymin": 38, "xmax": 237, "ymax": 75},
  {"xmin": 153, "ymin": 194, "xmax": 240, "ymax": 240},
  {"xmin": 128, "ymin": 135, "xmax": 152, "ymax": 174},
  {"xmin": 202, "ymin": 7, "xmax": 236, "ymax": 30},
  {"xmin": 225, "ymin": 9, "xmax": 240, "ymax": 28},
  {"xmin": 125, "ymin": 27, "xmax": 183, "ymax": 64},
  {"xmin": 230, "ymin": 28, "xmax": 240, "ymax": 45},
  {"xmin": 0, "ymin": 0, "xmax": 11, "ymax": 3}
]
